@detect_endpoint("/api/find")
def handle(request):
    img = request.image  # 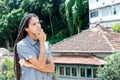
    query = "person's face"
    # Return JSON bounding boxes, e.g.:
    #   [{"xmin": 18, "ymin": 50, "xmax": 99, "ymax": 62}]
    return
[{"xmin": 25, "ymin": 16, "xmax": 41, "ymax": 34}]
